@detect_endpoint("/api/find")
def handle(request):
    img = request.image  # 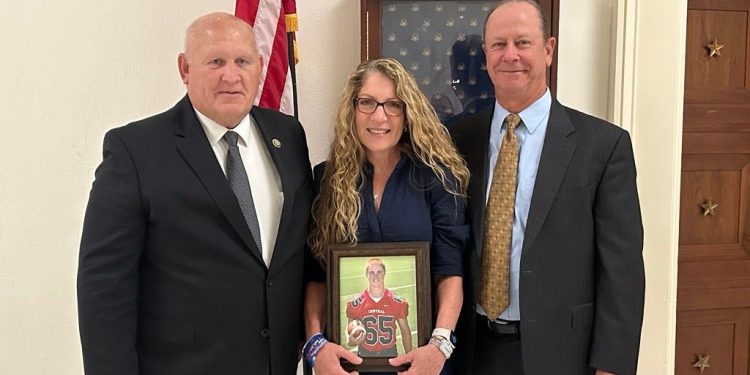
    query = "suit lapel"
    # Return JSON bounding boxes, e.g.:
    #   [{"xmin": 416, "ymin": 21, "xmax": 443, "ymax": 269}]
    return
[
  {"xmin": 522, "ymin": 99, "xmax": 576, "ymax": 254},
  {"xmin": 173, "ymin": 96, "xmax": 265, "ymax": 265},
  {"xmin": 250, "ymin": 108, "xmax": 298, "ymax": 272}
]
